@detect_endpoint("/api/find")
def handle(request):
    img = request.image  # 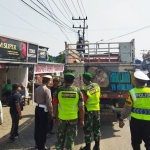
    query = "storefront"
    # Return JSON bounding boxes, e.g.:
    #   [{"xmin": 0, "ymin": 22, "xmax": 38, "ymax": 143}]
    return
[
  {"xmin": 0, "ymin": 35, "xmax": 38, "ymax": 100},
  {"xmin": 31, "ymin": 62, "xmax": 64, "ymax": 103}
]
